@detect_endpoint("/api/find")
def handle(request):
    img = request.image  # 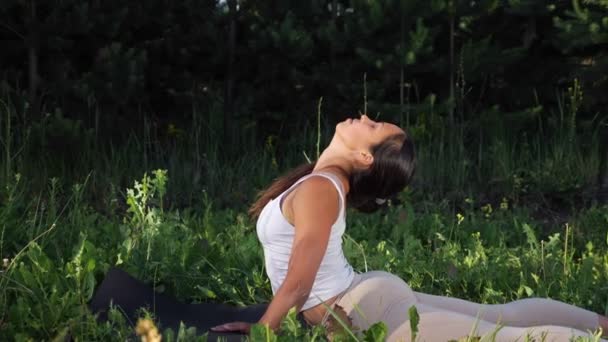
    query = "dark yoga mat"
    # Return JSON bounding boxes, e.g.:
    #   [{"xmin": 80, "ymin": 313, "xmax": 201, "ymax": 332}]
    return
[{"xmin": 89, "ymin": 267, "xmax": 303, "ymax": 341}]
